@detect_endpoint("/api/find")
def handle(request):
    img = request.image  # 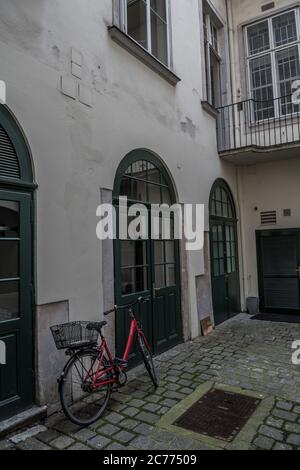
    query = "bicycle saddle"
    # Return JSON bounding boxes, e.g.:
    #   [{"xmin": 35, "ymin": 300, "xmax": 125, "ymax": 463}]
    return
[{"xmin": 87, "ymin": 321, "xmax": 107, "ymax": 333}]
